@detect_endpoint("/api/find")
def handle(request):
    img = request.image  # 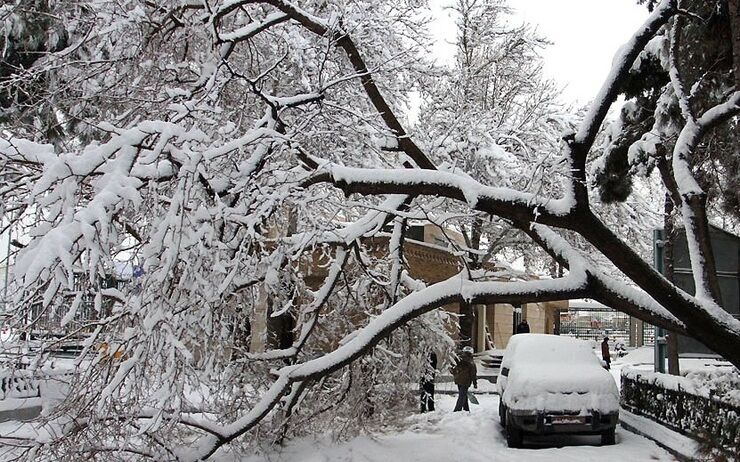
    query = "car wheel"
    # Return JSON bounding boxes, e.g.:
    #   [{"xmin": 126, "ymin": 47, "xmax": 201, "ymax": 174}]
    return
[
  {"xmin": 506, "ymin": 415, "xmax": 523, "ymax": 448},
  {"xmin": 601, "ymin": 428, "xmax": 616, "ymax": 446},
  {"xmin": 499, "ymin": 402, "xmax": 506, "ymax": 428}
]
